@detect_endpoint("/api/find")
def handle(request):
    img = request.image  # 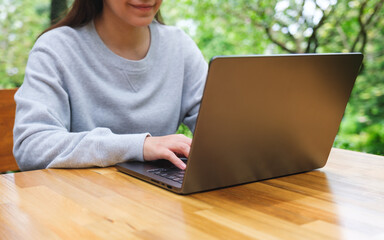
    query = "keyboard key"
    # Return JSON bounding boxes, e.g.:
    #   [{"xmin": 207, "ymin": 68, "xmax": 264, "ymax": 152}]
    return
[{"xmin": 147, "ymin": 168, "xmax": 185, "ymax": 184}]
